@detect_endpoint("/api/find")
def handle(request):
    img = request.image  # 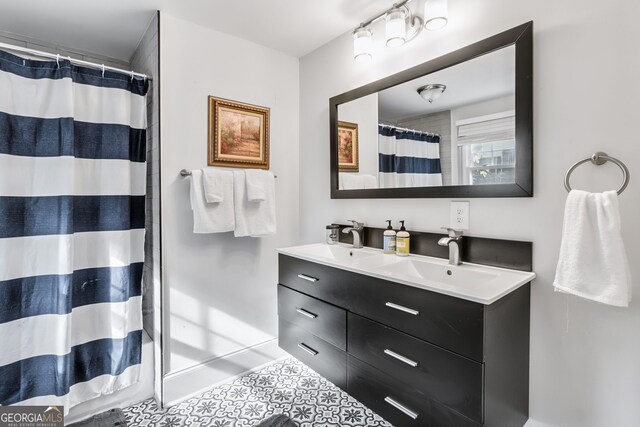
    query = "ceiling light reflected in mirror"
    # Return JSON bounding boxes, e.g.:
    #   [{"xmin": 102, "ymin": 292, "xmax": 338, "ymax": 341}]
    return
[{"xmin": 417, "ymin": 84, "xmax": 447, "ymax": 103}]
